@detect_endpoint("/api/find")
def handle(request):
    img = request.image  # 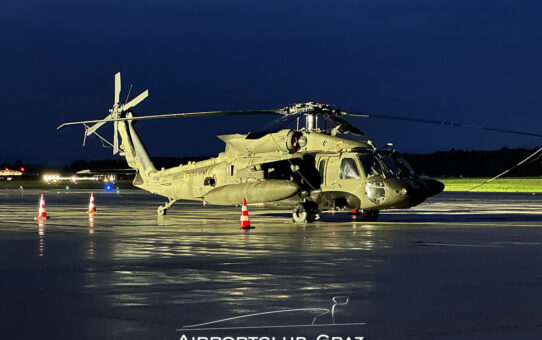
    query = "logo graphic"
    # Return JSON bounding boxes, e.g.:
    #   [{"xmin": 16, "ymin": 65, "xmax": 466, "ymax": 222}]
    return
[{"xmin": 178, "ymin": 296, "xmax": 365, "ymax": 331}]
